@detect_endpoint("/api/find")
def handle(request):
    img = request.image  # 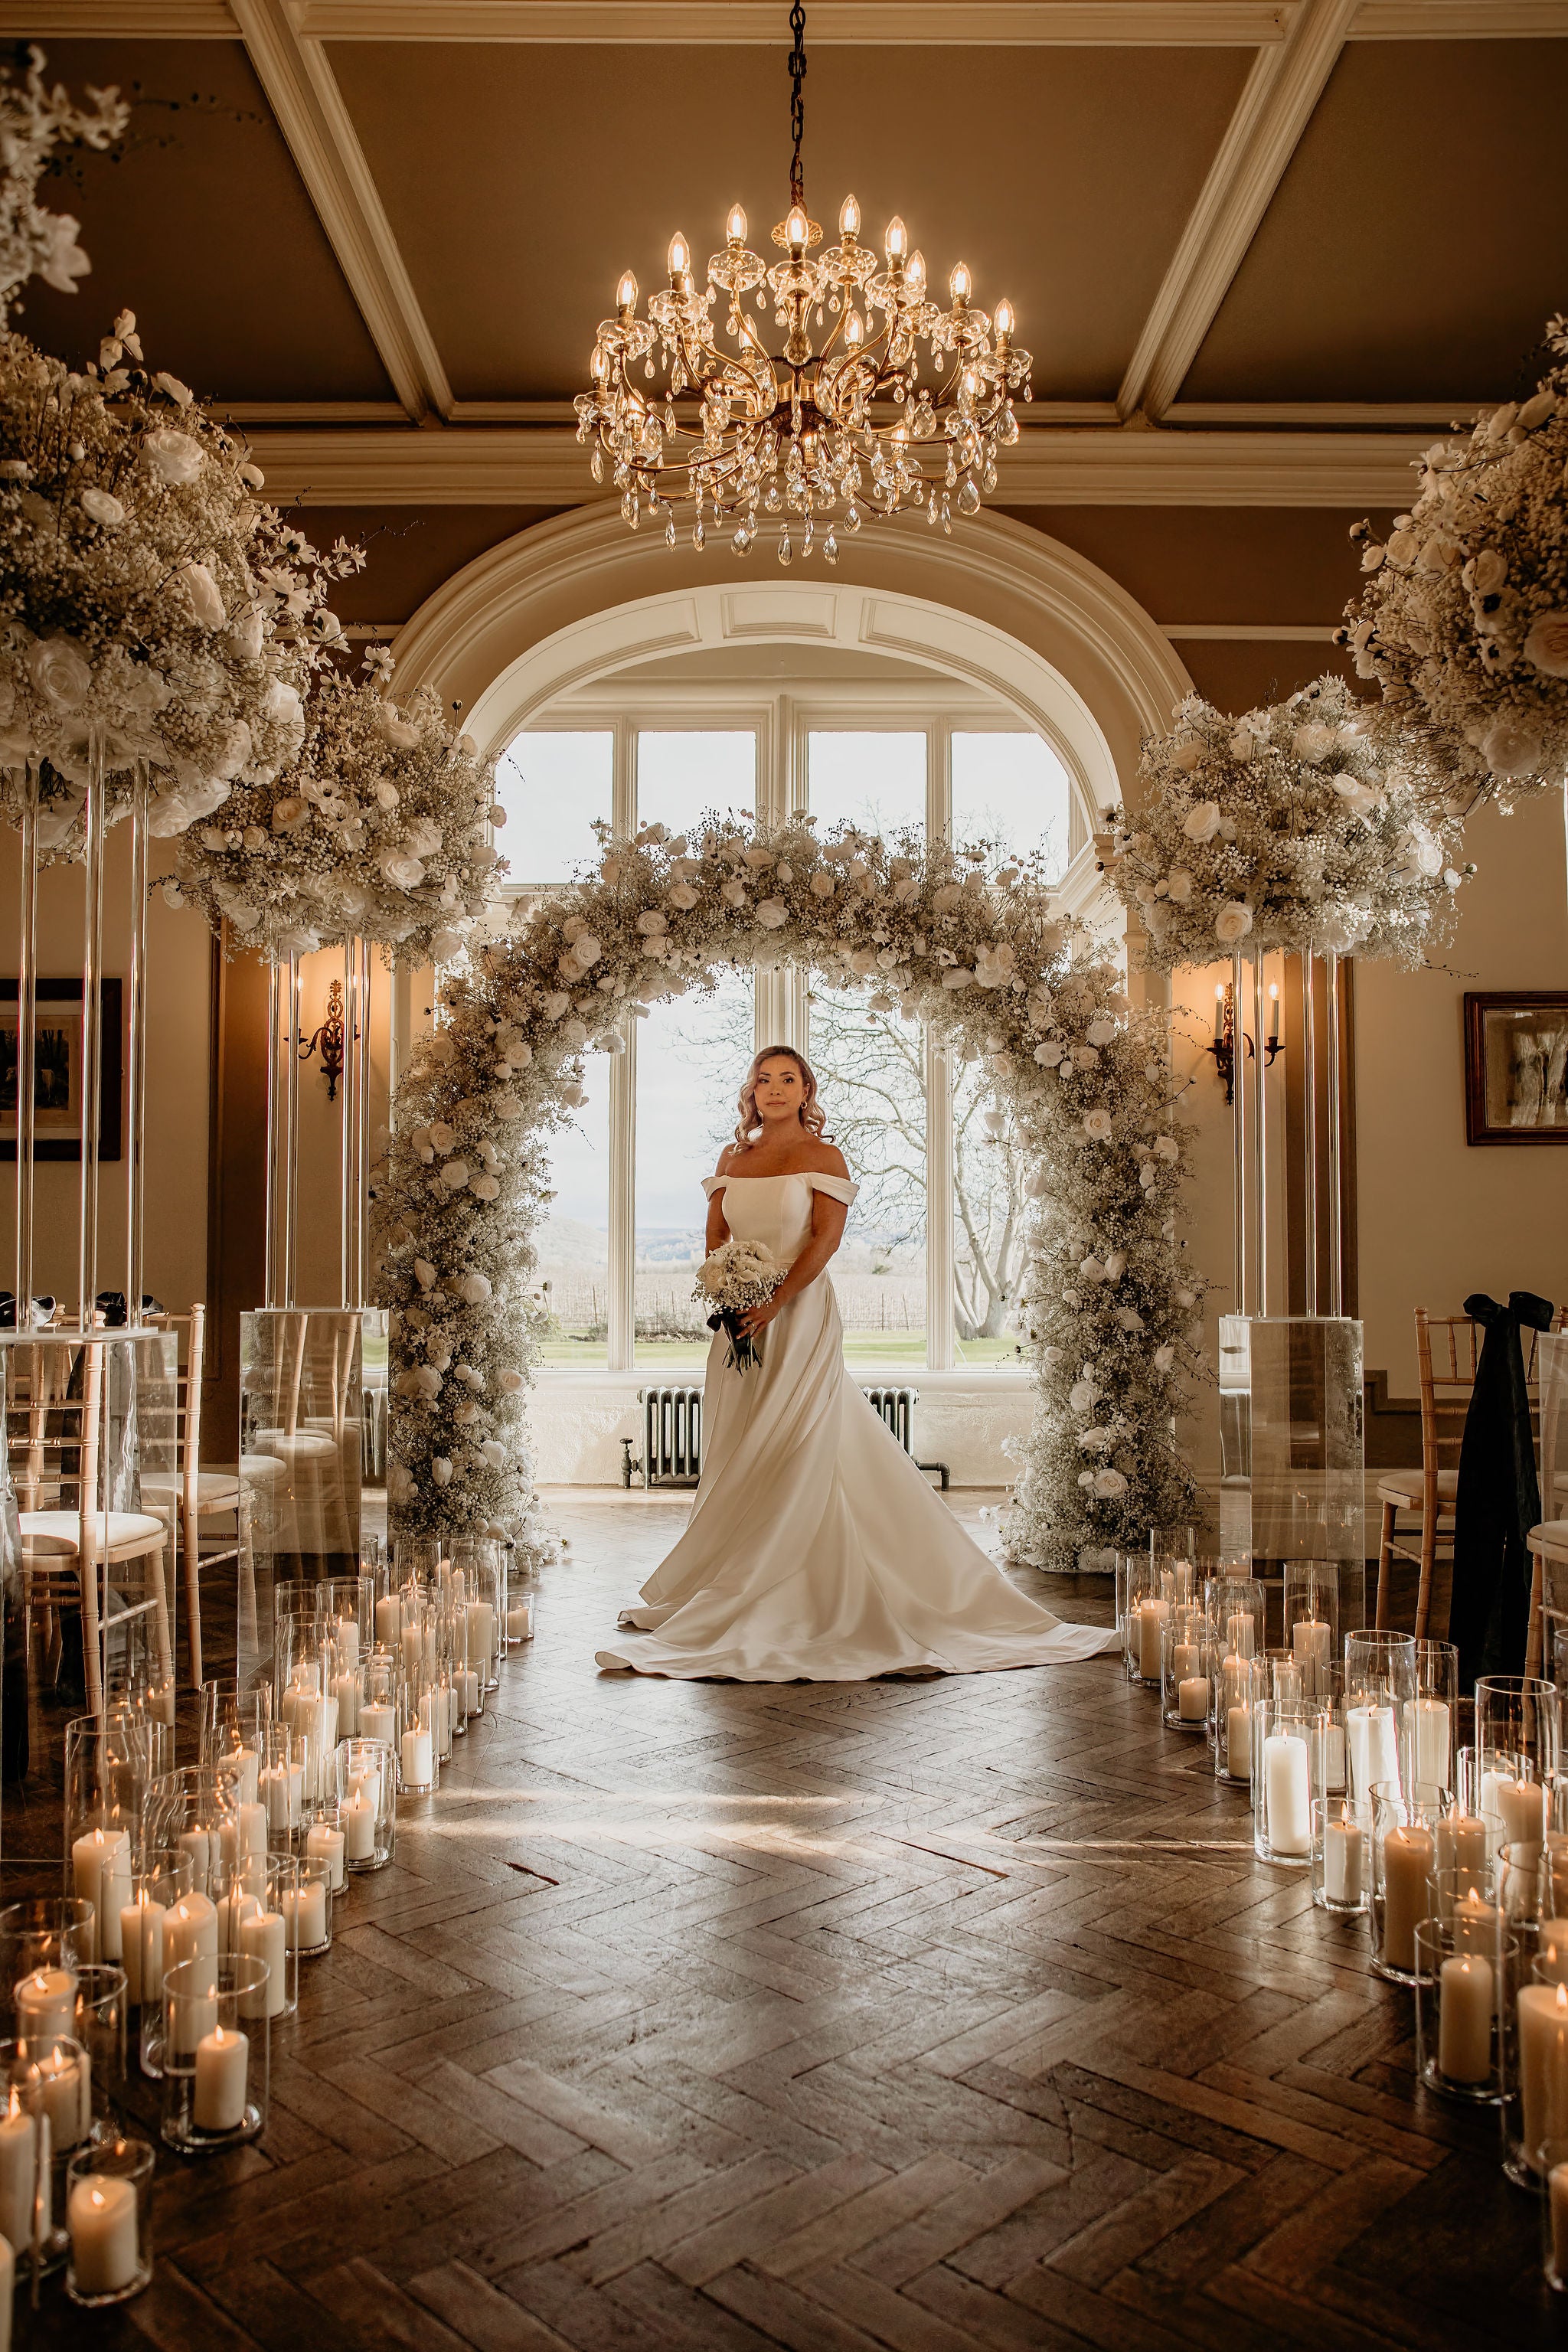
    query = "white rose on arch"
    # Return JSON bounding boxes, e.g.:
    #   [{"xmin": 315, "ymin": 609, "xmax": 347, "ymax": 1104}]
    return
[{"xmin": 1214, "ymin": 901, "xmax": 1253, "ymax": 946}]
